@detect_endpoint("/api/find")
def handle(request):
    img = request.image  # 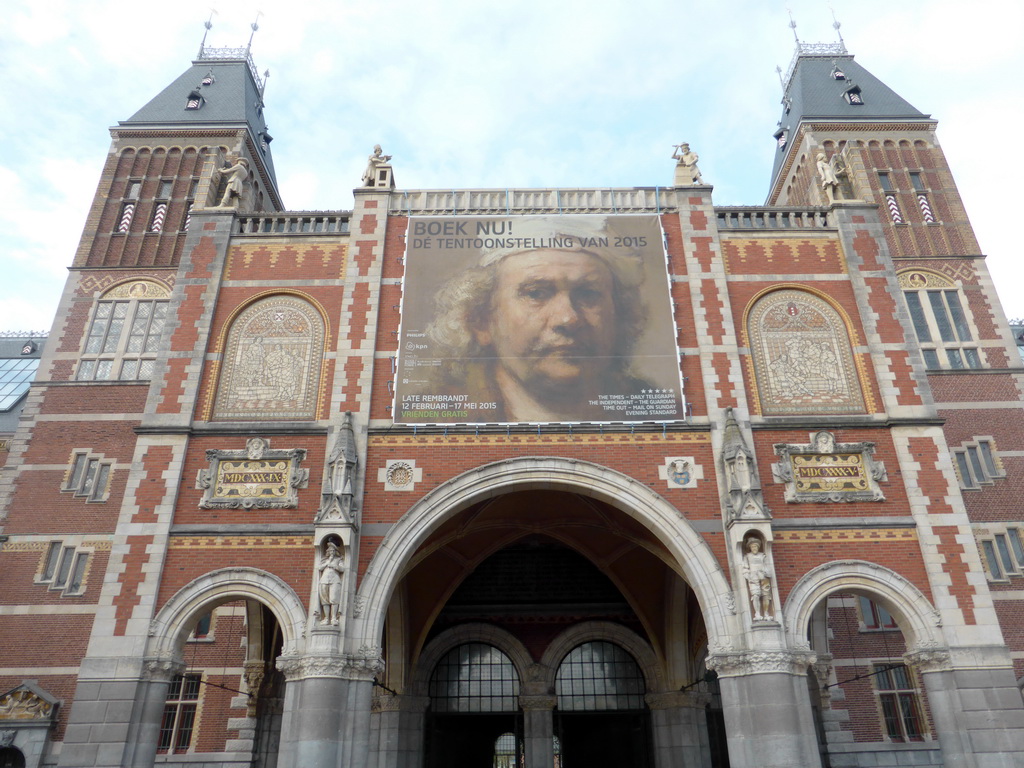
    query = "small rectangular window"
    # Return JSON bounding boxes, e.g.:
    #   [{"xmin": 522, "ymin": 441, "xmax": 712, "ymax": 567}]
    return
[
  {"xmin": 922, "ymin": 349, "xmax": 940, "ymax": 369},
  {"xmin": 878, "ymin": 173, "xmax": 894, "ymax": 192},
  {"xmin": 979, "ymin": 442, "xmax": 998, "ymax": 476},
  {"xmin": 875, "ymin": 664, "xmax": 925, "ymax": 741},
  {"xmin": 946, "ymin": 349, "xmax": 965, "ymax": 369},
  {"xmin": 909, "ymin": 172, "xmax": 925, "ymax": 192},
  {"xmin": 53, "ymin": 547, "xmax": 75, "ymax": 588},
  {"xmin": 982, "ymin": 540, "xmax": 1003, "ymax": 579},
  {"xmin": 43, "ymin": 542, "xmax": 62, "ymax": 580},
  {"xmin": 159, "ymin": 674, "xmax": 202, "ymax": 753},
  {"xmin": 955, "ymin": 451, "xmax": 975, "ymax": 488},
  {"xmin": 158, "ymin": 180, "xmax": 174, "ymax": 199},
  {"xmin": 1007, "ymin": 529, "xmax": 1024, "ymax": 565},
  {"xmin": 966, "ymin": 447, "xmax": 986, "ymax": 484},
  {"xmin": 67, "ymin": 553, "xmax": 89, "ymax": 593},
  {"xmin": 995, "ymin": 535, "xmax": 1016, "ymax": 573},
  {"xmin": 928, "ymin": 292, "xmax": 956, "ymax": 342},
  {"xmin": 125, "ymin": 181, "xmax": 142, "ymax": 200},
  {"xmin": 944, "ymin": 291, "xmax": 972, "ymax": 341},
  {"xmin": 963, "ymin": 348, "xmax": 982, "ymax": 368}
]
